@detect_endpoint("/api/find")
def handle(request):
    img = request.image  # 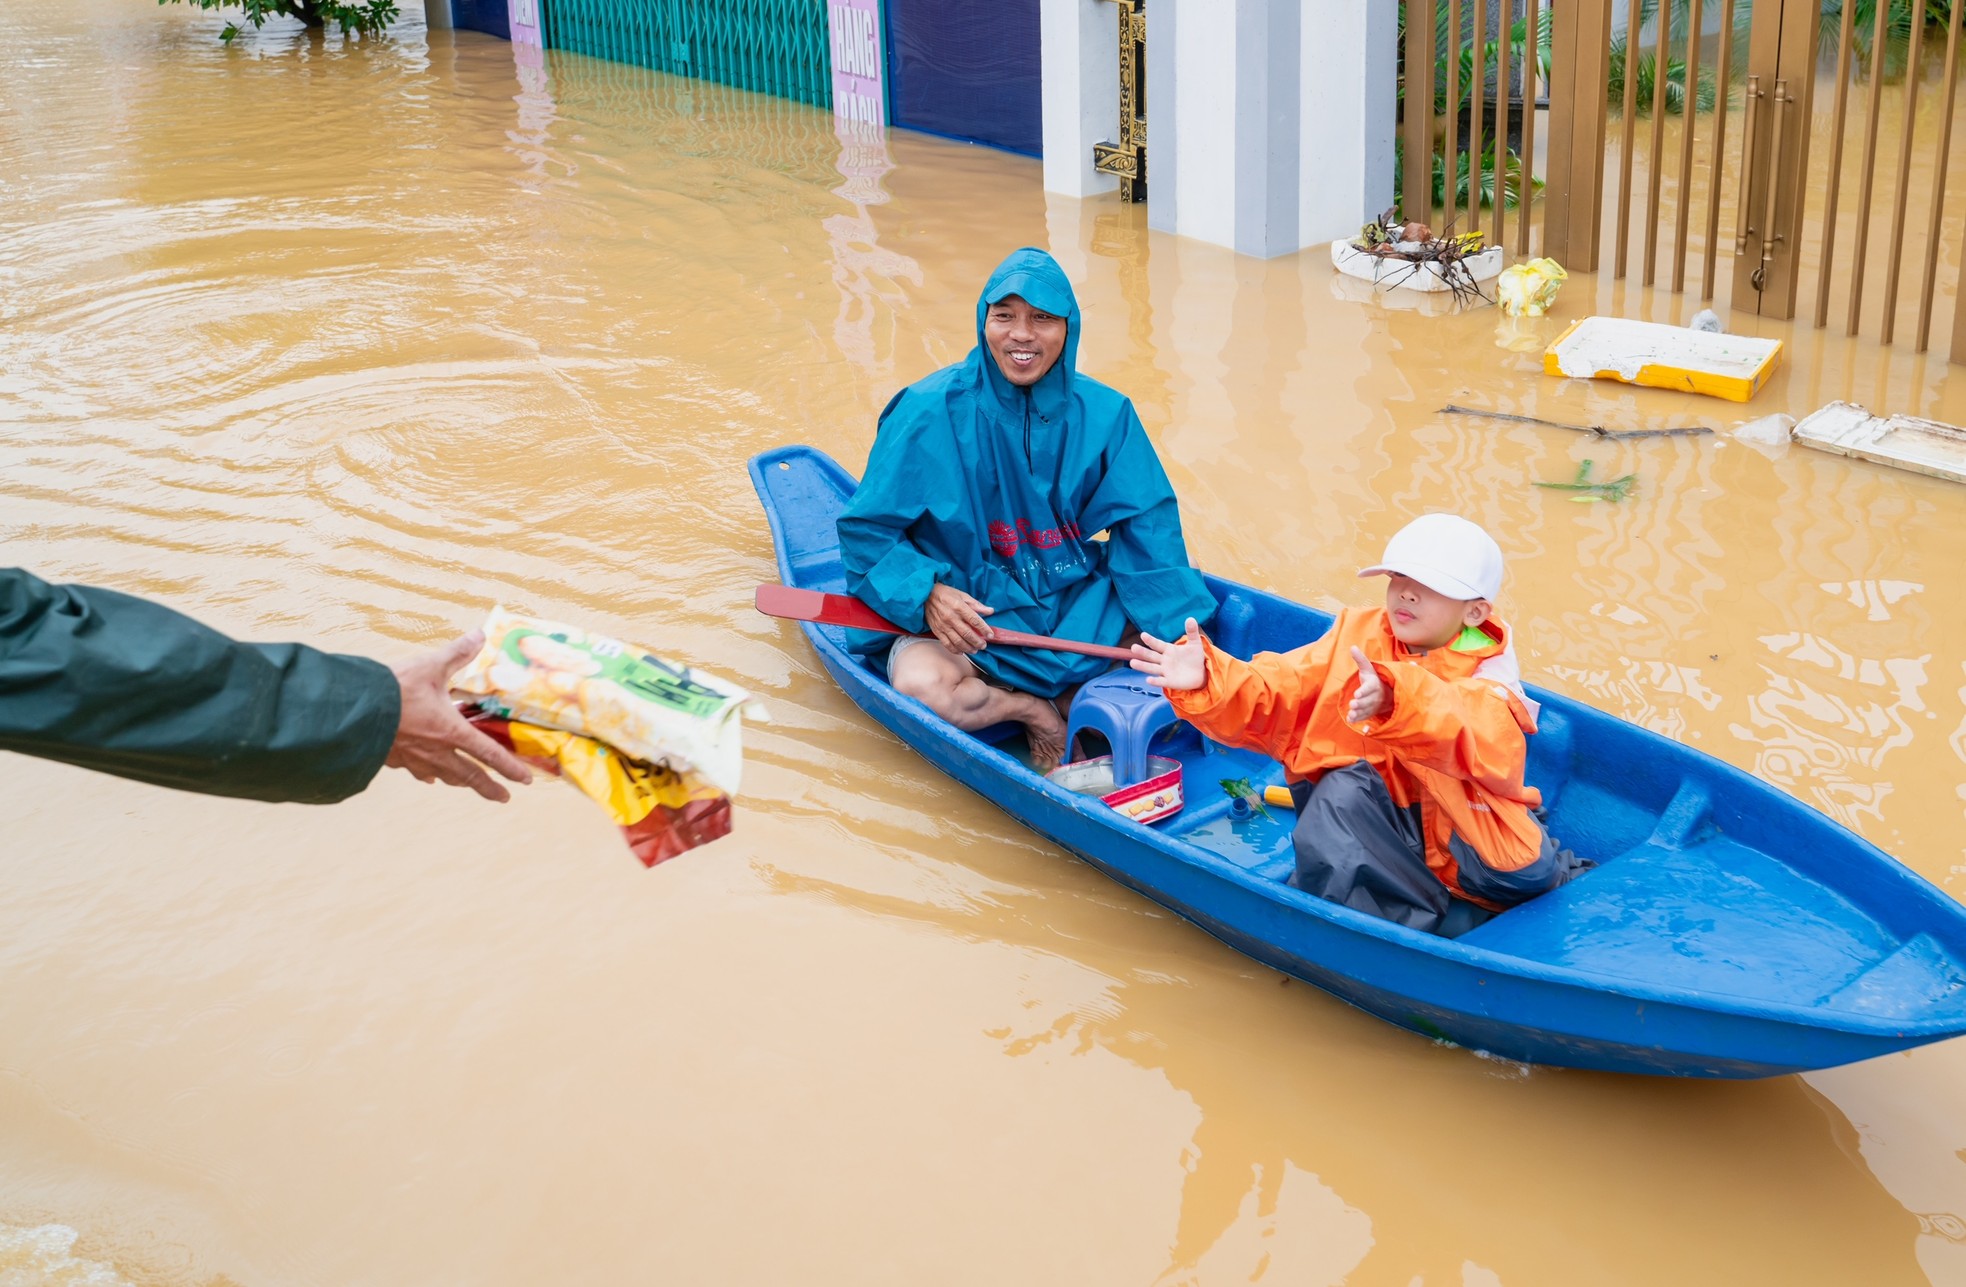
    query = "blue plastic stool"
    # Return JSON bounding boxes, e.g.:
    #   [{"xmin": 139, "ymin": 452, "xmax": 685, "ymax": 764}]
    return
[{"xmin": 1066, "ymin": 670, "xmax": 1181, "ymax": 787}]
